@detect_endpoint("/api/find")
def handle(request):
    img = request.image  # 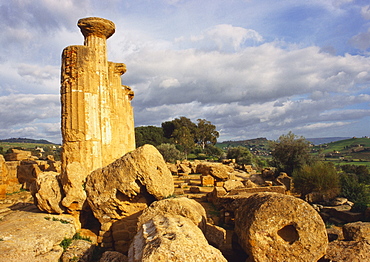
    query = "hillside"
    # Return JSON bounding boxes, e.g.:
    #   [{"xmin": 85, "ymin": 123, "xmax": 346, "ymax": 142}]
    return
[
  {"xmin": 217, "ymin": 137, "xmax": 270, "ymax": 156},
  {"xmin": 0, "ymin": 138, "xmax": 55, "ymax": 144},
  {"xmin": 312, "ymin": 137, "xmax": 370, "ymax": 163},
  {"xmin": 306, "ymin": 137, "xmax": 351, "ymax": 145},
  {"xmin": 0, "ymin": 138, "xmax": 60, "ymax": 155}
]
